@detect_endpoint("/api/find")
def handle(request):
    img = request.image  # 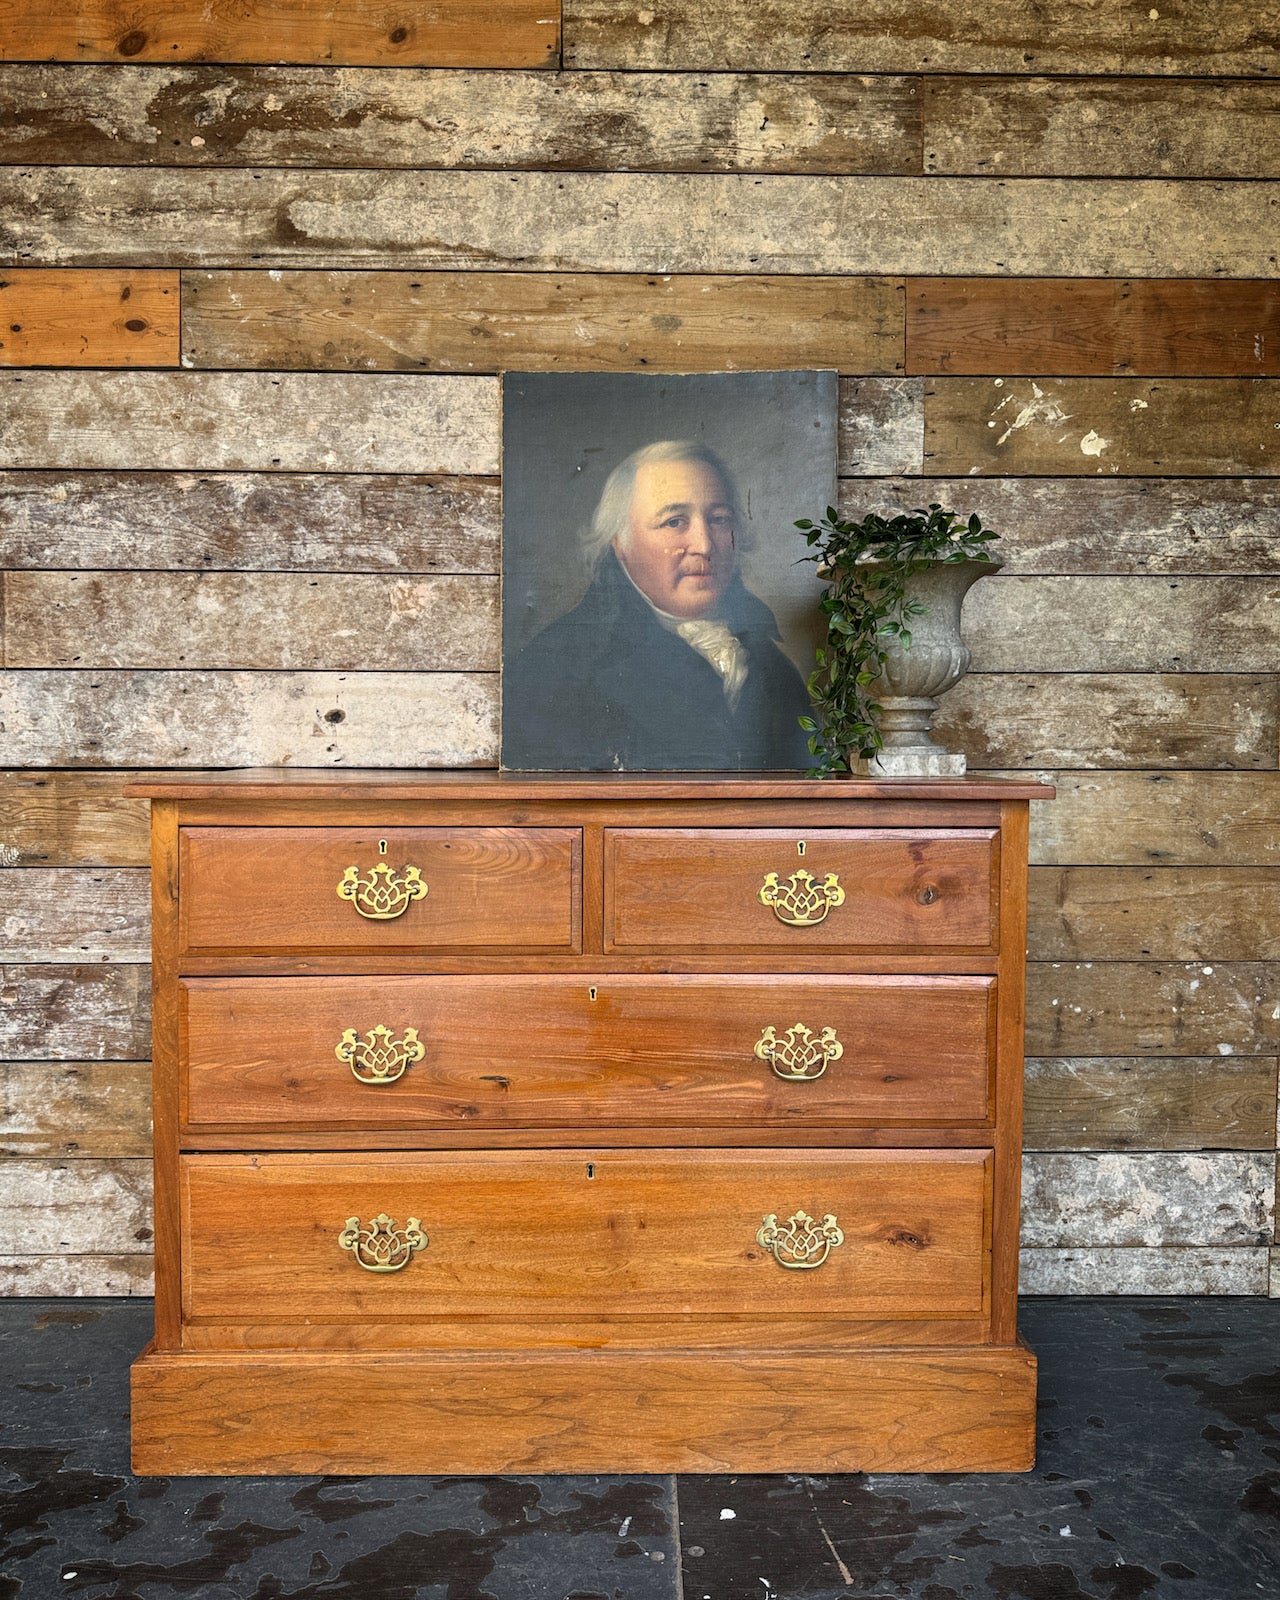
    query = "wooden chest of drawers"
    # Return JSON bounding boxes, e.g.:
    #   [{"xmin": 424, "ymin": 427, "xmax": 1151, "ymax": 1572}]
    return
[{"xmin": 128, "ymin": 770, "xmax": 1050, "ymax": 1474}]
